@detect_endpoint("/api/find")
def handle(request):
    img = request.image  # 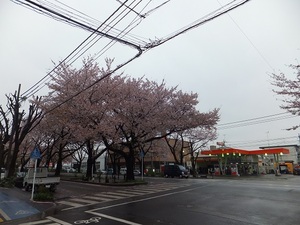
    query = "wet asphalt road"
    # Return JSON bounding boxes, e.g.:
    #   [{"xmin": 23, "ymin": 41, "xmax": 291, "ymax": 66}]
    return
[{"xmin": 49, "ymin": 175, "xmax": 300, "ymax": 225}]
